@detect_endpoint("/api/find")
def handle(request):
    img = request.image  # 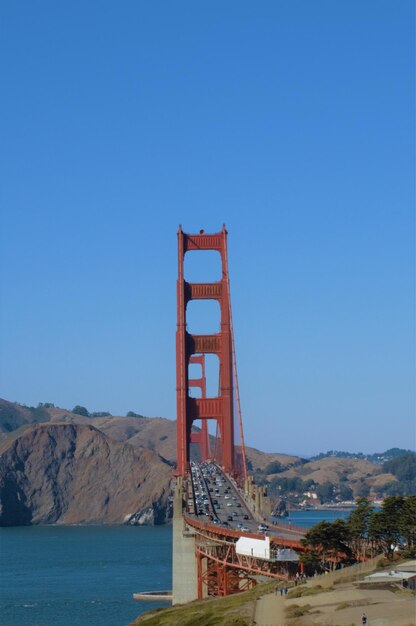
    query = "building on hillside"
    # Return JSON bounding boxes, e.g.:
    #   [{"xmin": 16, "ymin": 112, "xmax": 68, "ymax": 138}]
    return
[{"xmin": 362, "ymin": 567, "xmax": 416, "ymax": 591}]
